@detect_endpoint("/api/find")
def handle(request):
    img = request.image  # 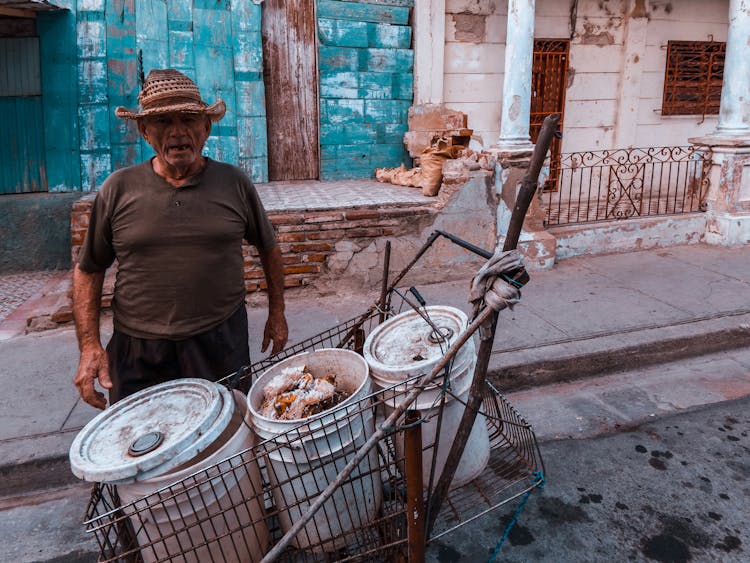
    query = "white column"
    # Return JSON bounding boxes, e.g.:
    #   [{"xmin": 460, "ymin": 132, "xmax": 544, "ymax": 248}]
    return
[
  {"xmin": 614, "ymin": 2, "xmax": 648, "ymax": 149},
  {"xmin": 496, "ymin": 0, "xmax": 535, "ymax": 151},
  {"xmin": 413, "ymin": 0, "xmax": 445, "ymax": 105},
  {"xmin": 714, "ymin": 0, "xmax": 750, "ymax": 136}
]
